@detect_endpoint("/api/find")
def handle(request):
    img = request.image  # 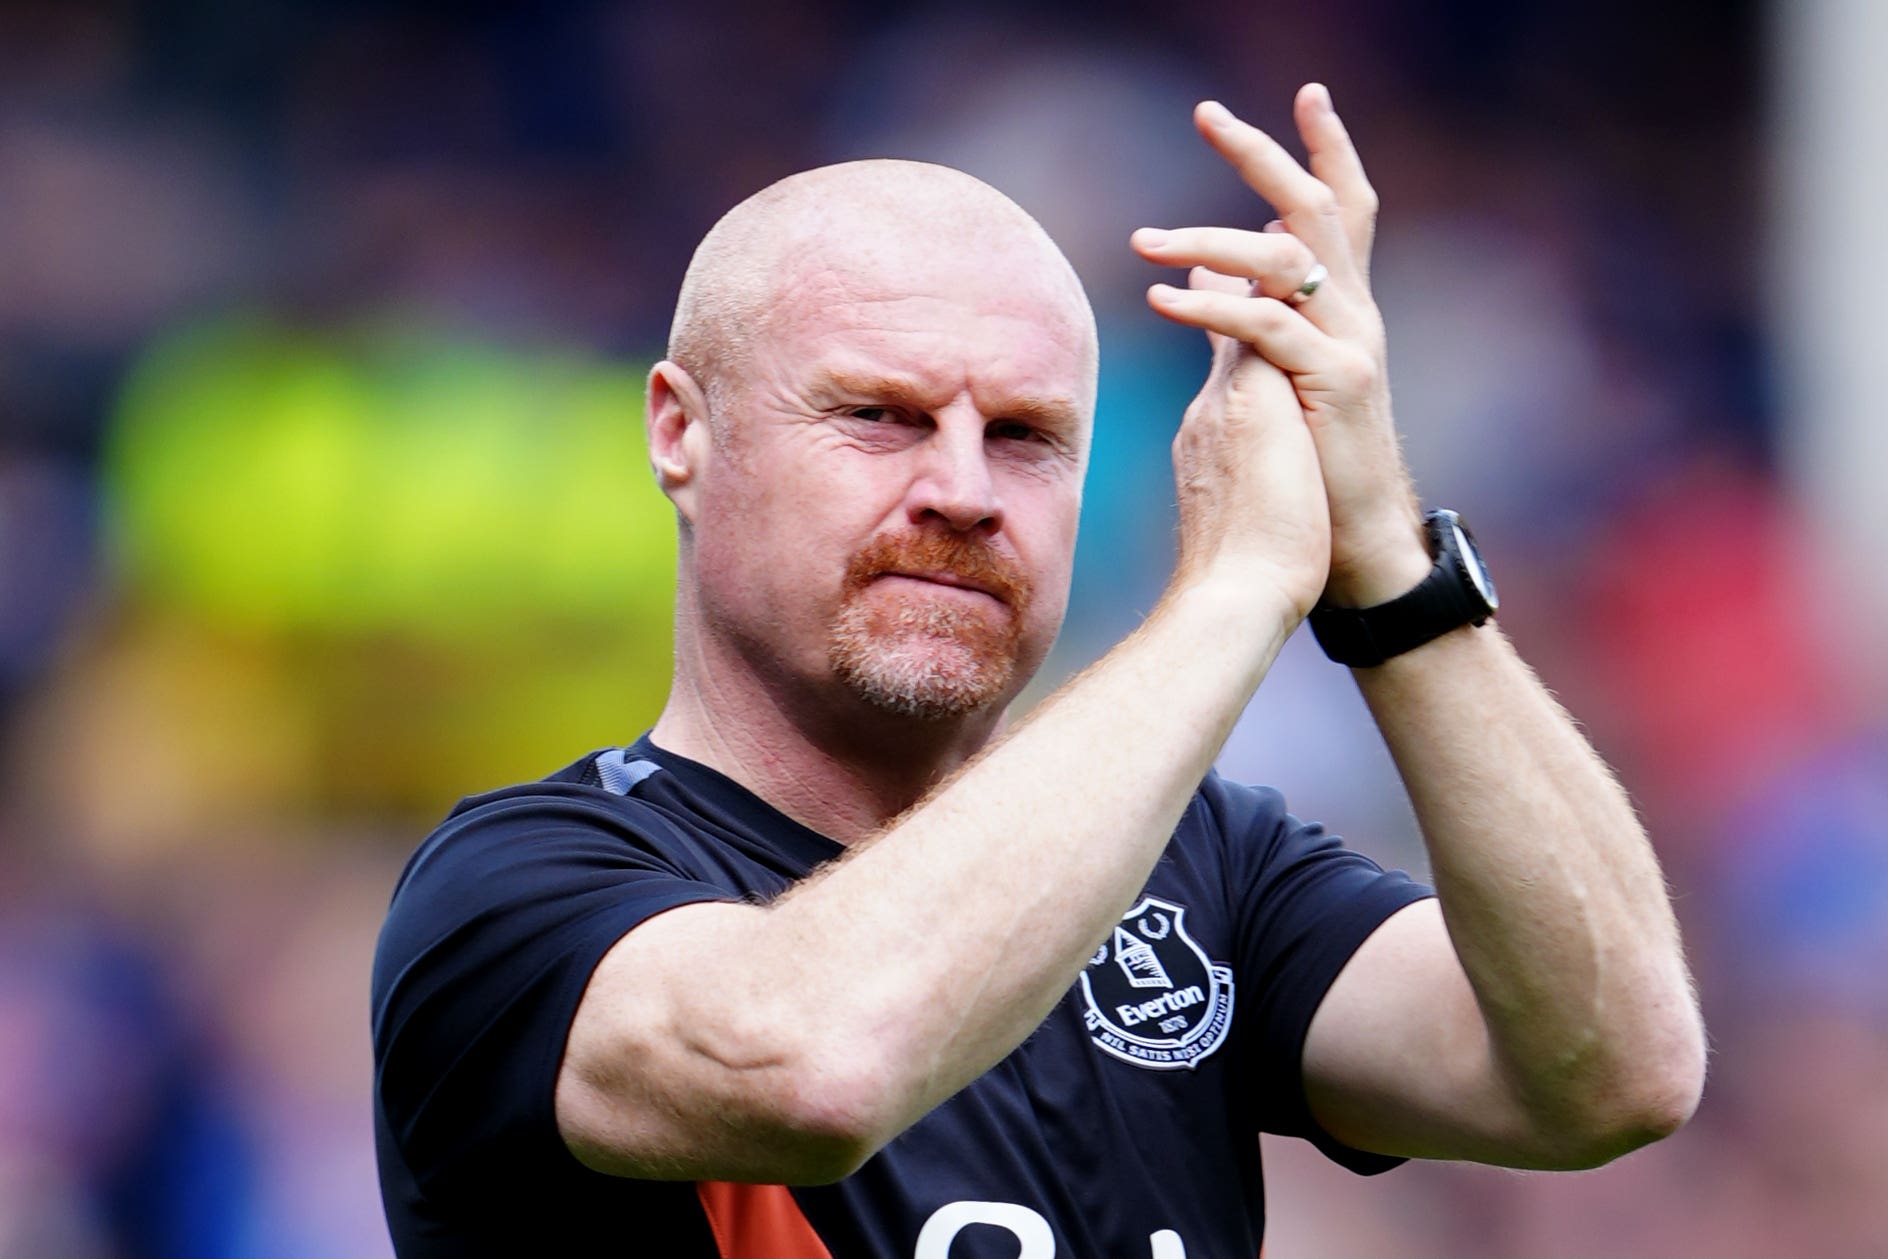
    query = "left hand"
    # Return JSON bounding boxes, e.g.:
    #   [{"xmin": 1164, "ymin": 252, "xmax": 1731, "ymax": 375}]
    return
[{"xmin": 1131, "ymin": 84, "xmax": 1430, "ymax": 608}]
